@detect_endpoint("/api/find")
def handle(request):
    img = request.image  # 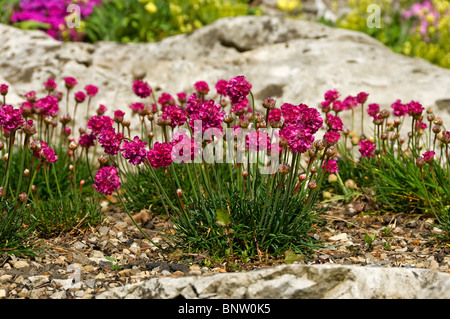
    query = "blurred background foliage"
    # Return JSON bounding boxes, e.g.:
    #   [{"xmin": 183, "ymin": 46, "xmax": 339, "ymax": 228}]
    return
[{"xmin": 0, "ymin": 0, "xmax": 448, "ymax": 68}]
